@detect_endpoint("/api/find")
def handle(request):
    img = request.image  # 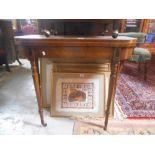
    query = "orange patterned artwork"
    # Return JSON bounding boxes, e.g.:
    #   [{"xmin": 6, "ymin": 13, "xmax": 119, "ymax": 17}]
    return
[{"xmin": 61, "ymin": 83, "xmax": 94, "ymax": 109}]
